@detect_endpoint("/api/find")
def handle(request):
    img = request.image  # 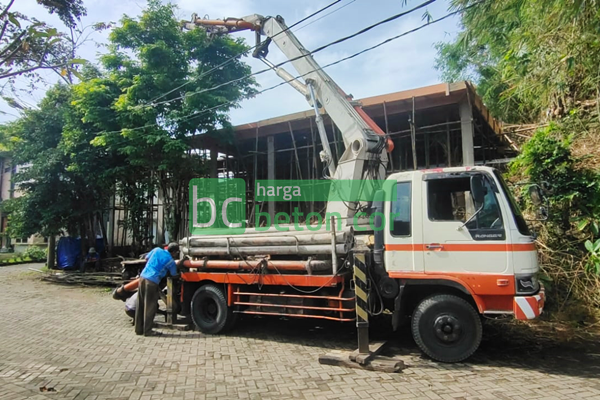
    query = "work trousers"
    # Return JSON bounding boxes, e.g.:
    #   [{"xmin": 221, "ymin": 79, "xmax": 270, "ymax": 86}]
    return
[{"xmin": 135, "ymin": 278, "xmax": 160, "ymax": 336}]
